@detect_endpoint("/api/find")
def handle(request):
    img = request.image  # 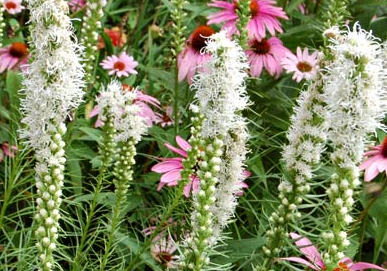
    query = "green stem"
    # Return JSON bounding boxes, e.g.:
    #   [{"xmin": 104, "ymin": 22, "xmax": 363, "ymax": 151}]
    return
[{"xmin": 174, "ymin": 62, "xmax": 179, "ymax": 136}]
